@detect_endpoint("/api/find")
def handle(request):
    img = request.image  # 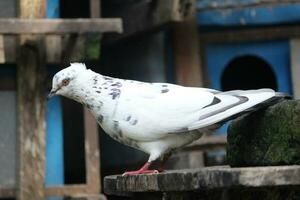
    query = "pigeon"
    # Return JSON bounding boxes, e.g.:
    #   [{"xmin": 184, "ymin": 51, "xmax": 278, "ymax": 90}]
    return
[{"xmin": 48, "ymin": 63, "xmax": 283, "ymax": 175}]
